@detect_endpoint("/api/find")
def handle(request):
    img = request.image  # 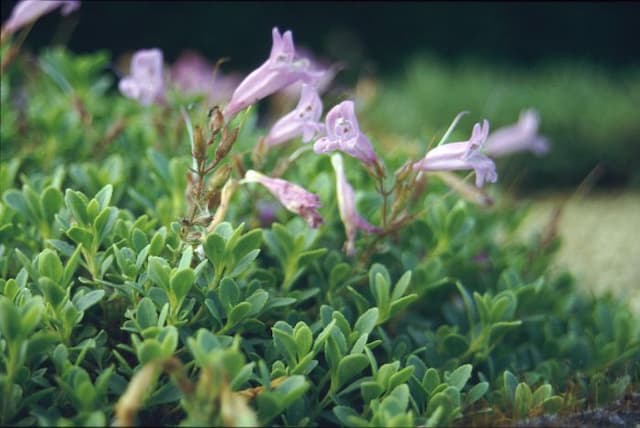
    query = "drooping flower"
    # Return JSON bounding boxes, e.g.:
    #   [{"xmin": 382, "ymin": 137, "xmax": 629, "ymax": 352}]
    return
[
  {"xmin": 313, "ymin": 100, "xmax": 378, "ymax": 167},
  {"xmin": 242, "ymin": 170, "xmax": 323, "ymax": 228},
  {"xmin": 331, "ymin": 154, "xmax": 381, "ymax": 256},
  {"xmin": 223, "ymin": 27, "xmax": 325, "ymax": 120},
  {"xmin": 1, "ymin": 0, "xmax": 79, "ymax": 37},
  {"xmin": 118, "ymin": 48, "xmax": 165, "ymax": 106},
  {"xmin": 413, "ymin": 120, "xmax": 497, "ymax": 188},
  {"xmin": 483, "ymin": 109, "xmax": 550, "ymax": 157},
  {"xmin": 170, "ymin": 51, "xmax": 241, "ymax": 105},
  {"xmin": 265, "ymin": 84, "xmax": 324, "ymax": 147}
]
